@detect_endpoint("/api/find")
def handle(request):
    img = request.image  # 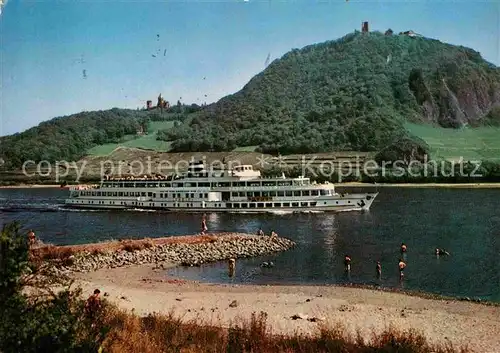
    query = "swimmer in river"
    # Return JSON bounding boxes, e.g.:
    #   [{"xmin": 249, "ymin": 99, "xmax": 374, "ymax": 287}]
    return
[
  {"xmin": 401, "ymin": 242, "xmax": 407, "ymax": 254},
  {"xmin": 435, "ymin": 248, "xmax": 450, "ymax": 256}
]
